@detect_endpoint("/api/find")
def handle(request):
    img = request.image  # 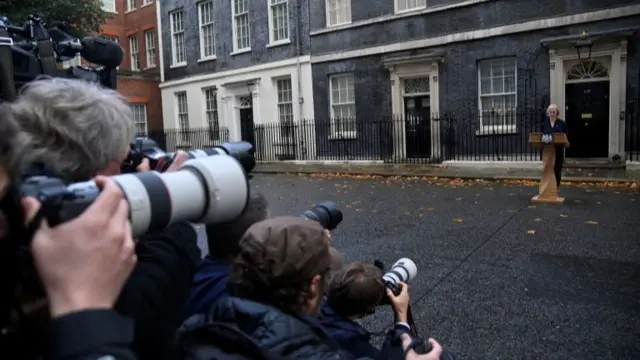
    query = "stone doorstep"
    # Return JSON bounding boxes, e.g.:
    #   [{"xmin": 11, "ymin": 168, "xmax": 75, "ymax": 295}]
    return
[{"xmin": 253, "ymin": 162, "xmax": 640, "ymax": 183}]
